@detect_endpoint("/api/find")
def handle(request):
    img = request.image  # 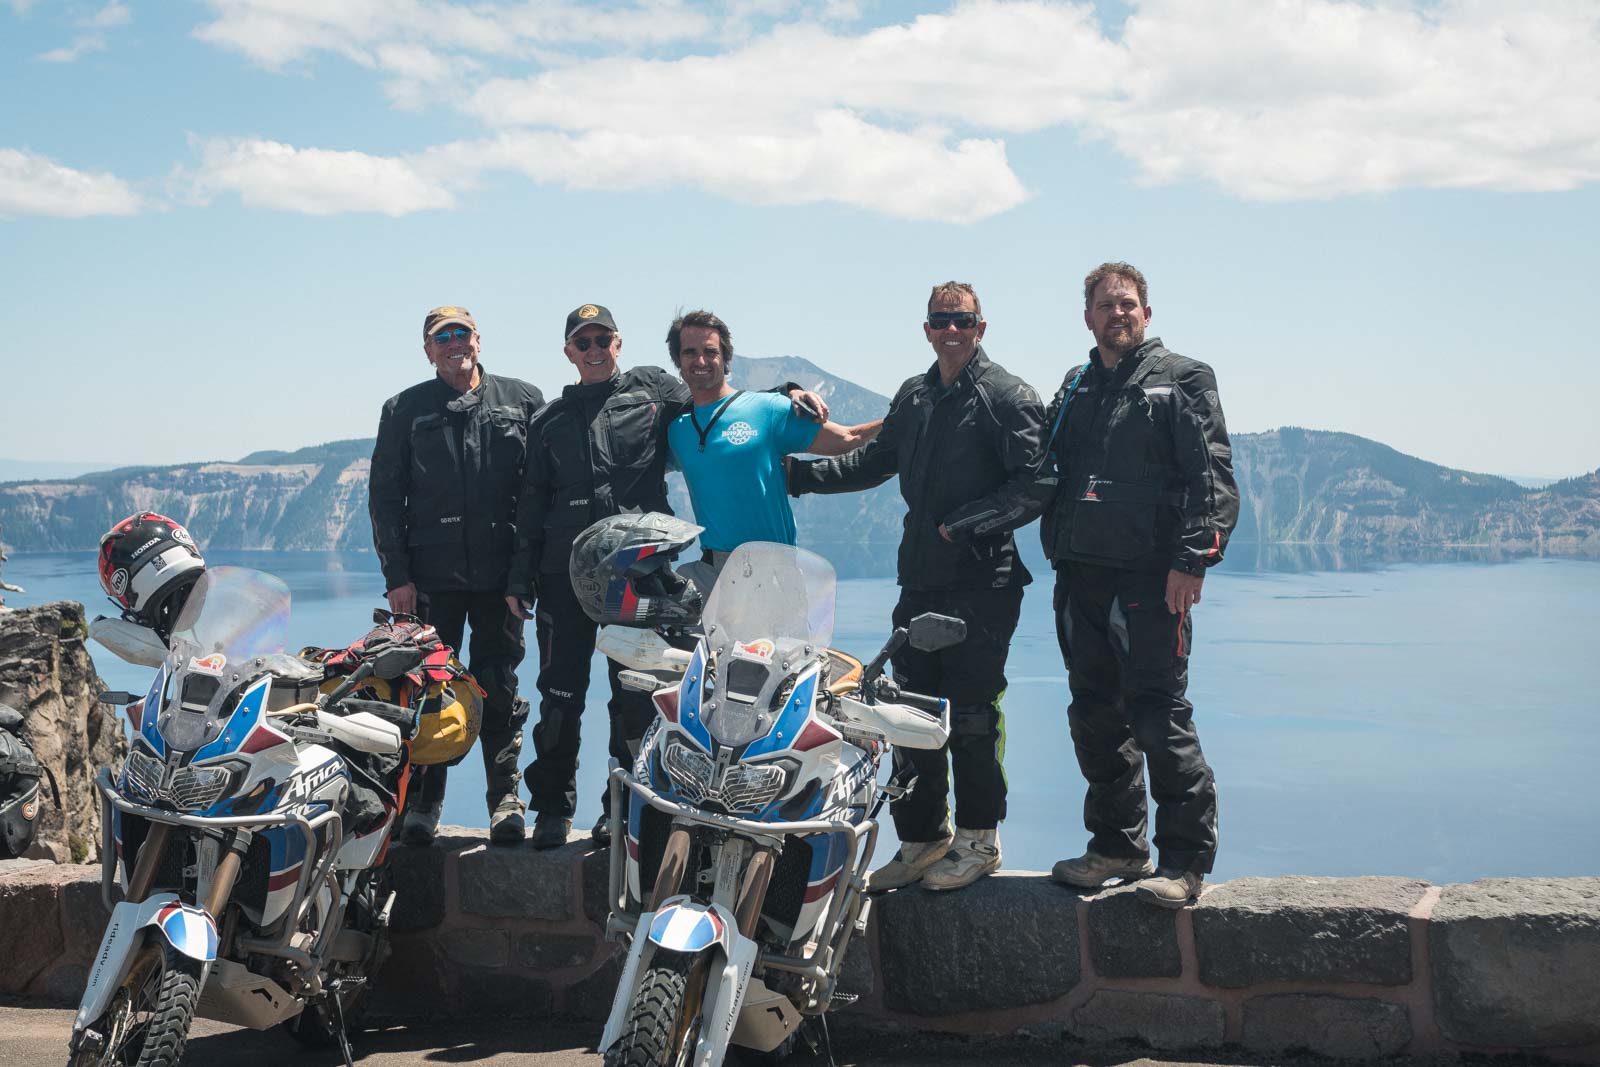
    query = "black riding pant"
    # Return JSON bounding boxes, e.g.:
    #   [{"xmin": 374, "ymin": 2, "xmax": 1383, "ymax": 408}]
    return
[
  {"xmin": 1054, "ymin": 562, "xmax": 1218, "ymax": 875},
  {"xmin": 411, "ymin": 589, "xmax": 529, "ymax": 815},
  {"xmin": 524, "ymin": 574, "xmax": 656, "ymax": 819},
  {"xmin": 889, "ymin": 584, "xmax": 1023, "ymax": 842}
]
